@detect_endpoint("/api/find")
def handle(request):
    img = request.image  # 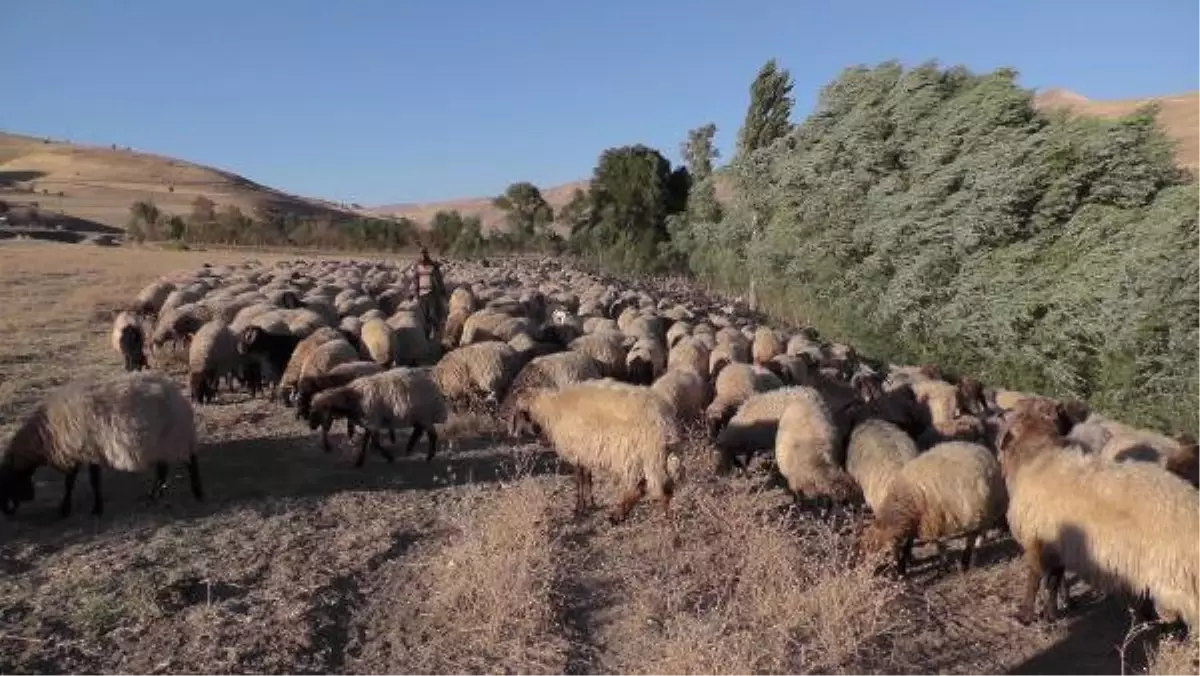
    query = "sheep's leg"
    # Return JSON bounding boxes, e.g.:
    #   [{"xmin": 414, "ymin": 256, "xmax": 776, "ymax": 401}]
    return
[
  {"xmin": 584, "ymin": 469, "xmax": 596, "ymax": 508},
  {"xmin": 147, "ymin": 461, "xmax": 169, "ymax": 501},
  {"xmin": 354, "ymin": 429, "xmax": 371, "ymax": 468},
  {"xmin": 187, "ymin": 454, "xmax": 204, "ymax": 502},
  {"xmin": 346, "ymin": 418, "xmax": 356, "ymax": 440},
  {"xmin": 389, "ymin": 426, "xmax": 397, "ymax": 445},
  {"xmin": 320, "ymin": 418, "xmax": 333, "ymax": 452},
  {"xmin": 376, "ymin": 433, "xmax": 396, "ymax": 464},
  {"xmin": 88, "ymin": 463, "xmax": 104, "ymax": 516},
  {"xmin": 1043, "ymin": 564, "xmax": 1065, "ymax": 622},
  {"xmin": 1015, "ymin": 543, "xmax": 1045, "ymax": 625},
  {"xmin": 609, "ymin": 481, "xmax": 646, "ymax": 524},
  {"xmin": 573, "ymin": 466, "xmax": 588, "ymax": 516},
  {"xmin": 896, "ymin": 535, "xmax": 915, "ymax": 578},
  {"xmin": 404, "ymin": 424, "xmax": 424, "ymax": 457},
  {"xmin": 425, "ymin": 427, "xmax": 439, "ymax": 462},
  {"xmin": 960, "ymin": 531, "xmax": 981, "ymax": 572},
  {"xmin": 59, "ymin": 465, "xmax": 79, "ymax": 518}
]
